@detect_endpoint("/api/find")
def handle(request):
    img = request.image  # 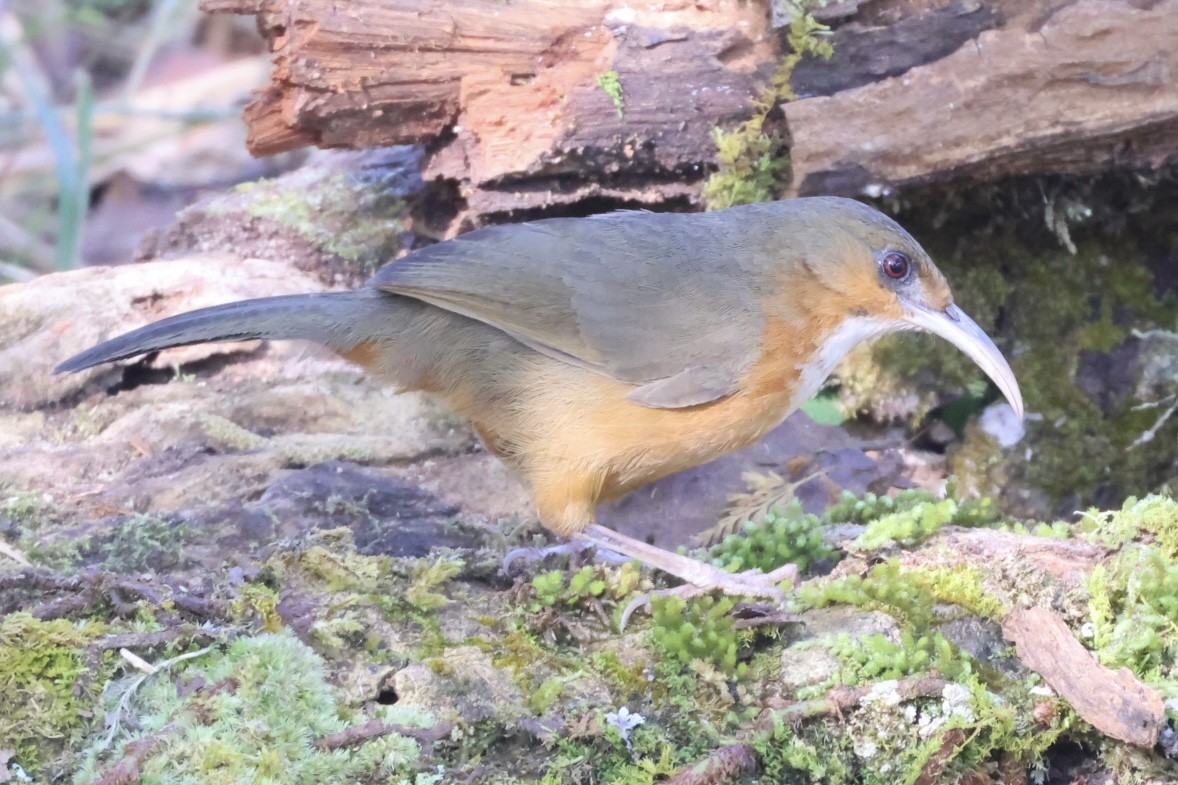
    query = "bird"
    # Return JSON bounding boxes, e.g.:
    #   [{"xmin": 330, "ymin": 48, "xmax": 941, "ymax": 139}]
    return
[{"xmin": 56, "ymin": 196, "xmax": 1023, "ymax": 600}]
